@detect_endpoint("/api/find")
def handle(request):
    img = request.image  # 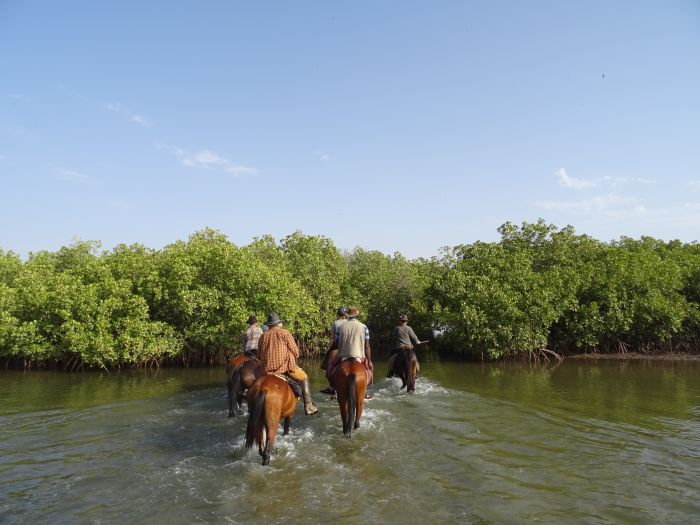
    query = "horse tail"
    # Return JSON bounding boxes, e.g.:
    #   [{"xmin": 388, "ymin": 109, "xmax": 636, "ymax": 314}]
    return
[
  {"xmin": 245, "ymin": 390, "xmax": 266, "ymax": 450},
  {"xmin": 346, "ymin": 372, "xmax": 356, "ymax": 437}
]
